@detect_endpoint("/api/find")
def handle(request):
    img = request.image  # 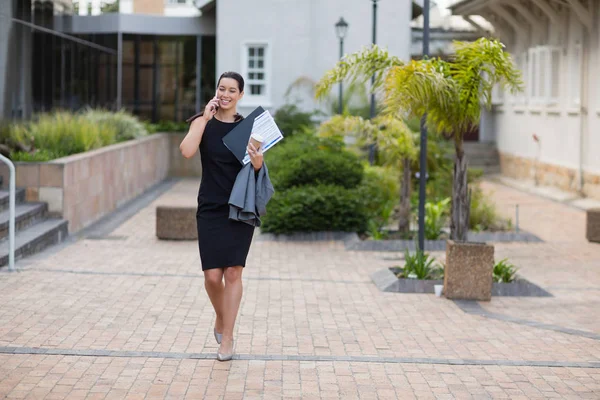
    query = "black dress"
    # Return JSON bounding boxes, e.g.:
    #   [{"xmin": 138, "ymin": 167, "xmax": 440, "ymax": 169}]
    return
[{"xmin": 196, "ymin": 117, "xmax": 255, "ymax": 271}]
